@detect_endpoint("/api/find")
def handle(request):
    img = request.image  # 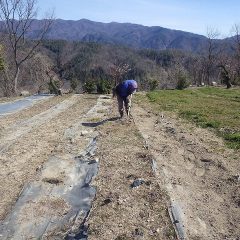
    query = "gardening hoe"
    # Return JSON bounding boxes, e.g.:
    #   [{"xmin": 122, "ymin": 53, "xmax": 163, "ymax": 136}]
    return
[
  {"xmin": 127, "ymin": 104, "xmax": 131, "ymax": 117},
  {"xmin": 127, "ymin": 94, "xmax": 133, "ymax": 117}
]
